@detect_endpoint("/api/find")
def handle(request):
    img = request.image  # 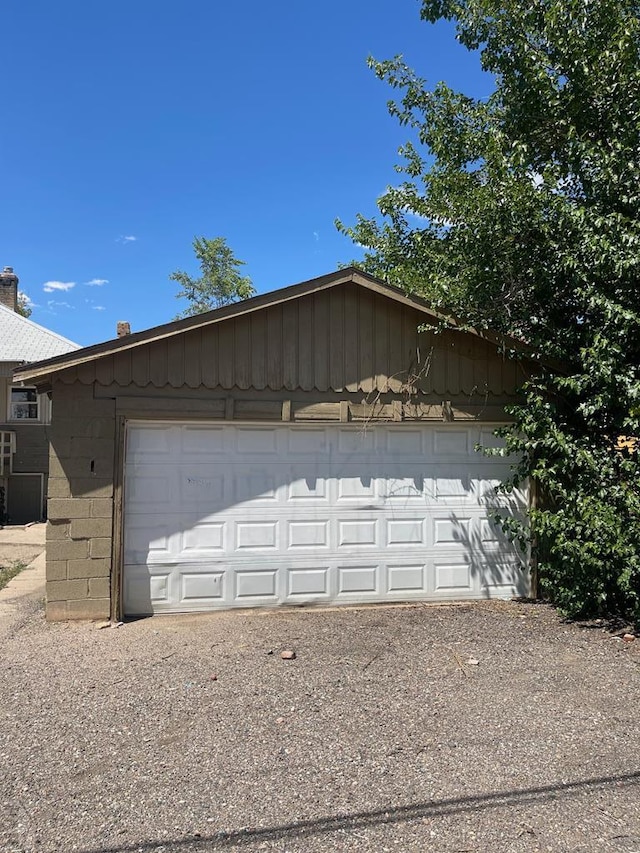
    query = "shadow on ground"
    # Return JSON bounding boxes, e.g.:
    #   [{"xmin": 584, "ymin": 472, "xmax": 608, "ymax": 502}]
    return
[{"xmin": 82, "ymin": 769, "xmax": 640, "ymax": 852}]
